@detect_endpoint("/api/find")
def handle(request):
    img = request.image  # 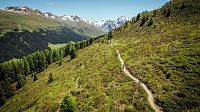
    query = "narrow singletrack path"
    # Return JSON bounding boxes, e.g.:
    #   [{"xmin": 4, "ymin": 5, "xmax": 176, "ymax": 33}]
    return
[{"xmin": 115, "ymin": 48, "xmax": 163, "ymax": 112}]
